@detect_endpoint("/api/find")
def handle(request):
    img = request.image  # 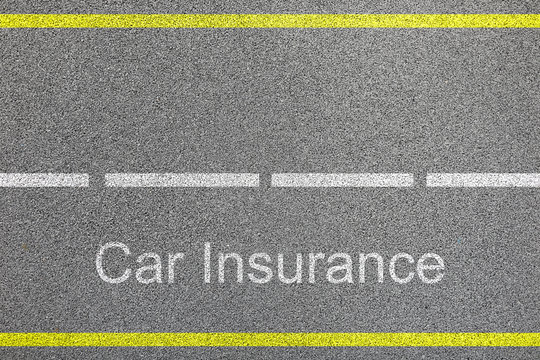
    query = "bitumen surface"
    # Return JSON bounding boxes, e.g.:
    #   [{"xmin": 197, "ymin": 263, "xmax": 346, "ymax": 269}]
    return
[{"xmin": 0, "ymin": 1, "xmax": 539, "ymax": 359}]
